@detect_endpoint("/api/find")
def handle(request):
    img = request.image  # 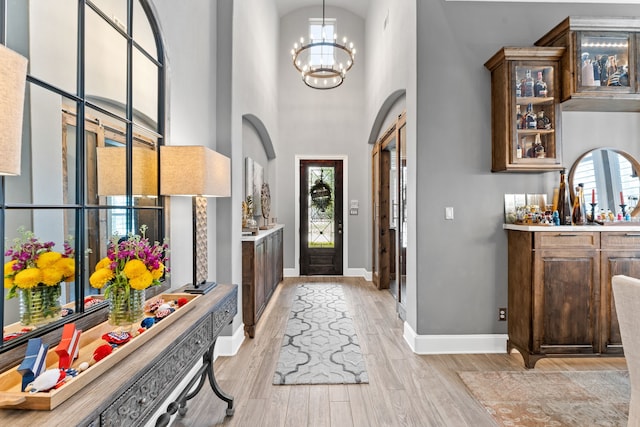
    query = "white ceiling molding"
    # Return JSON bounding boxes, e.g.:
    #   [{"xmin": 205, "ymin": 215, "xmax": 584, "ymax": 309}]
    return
[{"xmin": 446, "ymin": 0, "xmax": 640, "ymax": 3}]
